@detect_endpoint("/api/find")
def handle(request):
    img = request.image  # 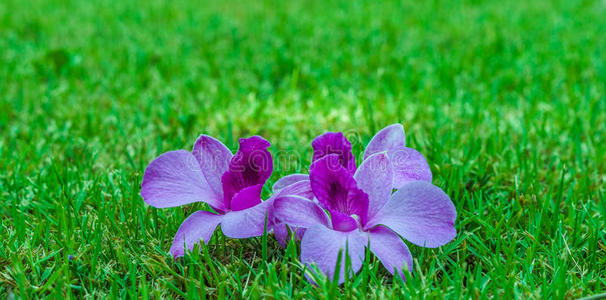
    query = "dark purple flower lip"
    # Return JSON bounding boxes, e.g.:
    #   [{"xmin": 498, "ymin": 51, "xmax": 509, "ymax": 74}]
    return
[
  {"xmin": 309, "ymin": 154, "xmax": 370, "ymax": 231},
  {"xmin": 329, "ymin": 210, "xmax": 360, "ymax": 232},
  {"xmin": 312, "ymin": 132, "xmax": 357, "ymax": 174},
  {"xmin": 221, "ymin": 136, "xmax": 273, "ymax": 211},
  {"xmin": 309, "ymin": 132, "xmax": 369, "ymax": 231}
]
